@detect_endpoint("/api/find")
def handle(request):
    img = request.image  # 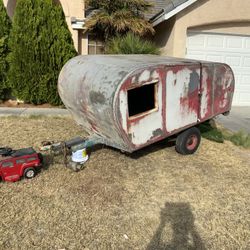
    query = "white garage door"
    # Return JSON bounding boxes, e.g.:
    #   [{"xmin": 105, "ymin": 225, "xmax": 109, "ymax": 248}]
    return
[{"xmin": 186, "ymin": 32, "xmax": 250, "ymax": 106}]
